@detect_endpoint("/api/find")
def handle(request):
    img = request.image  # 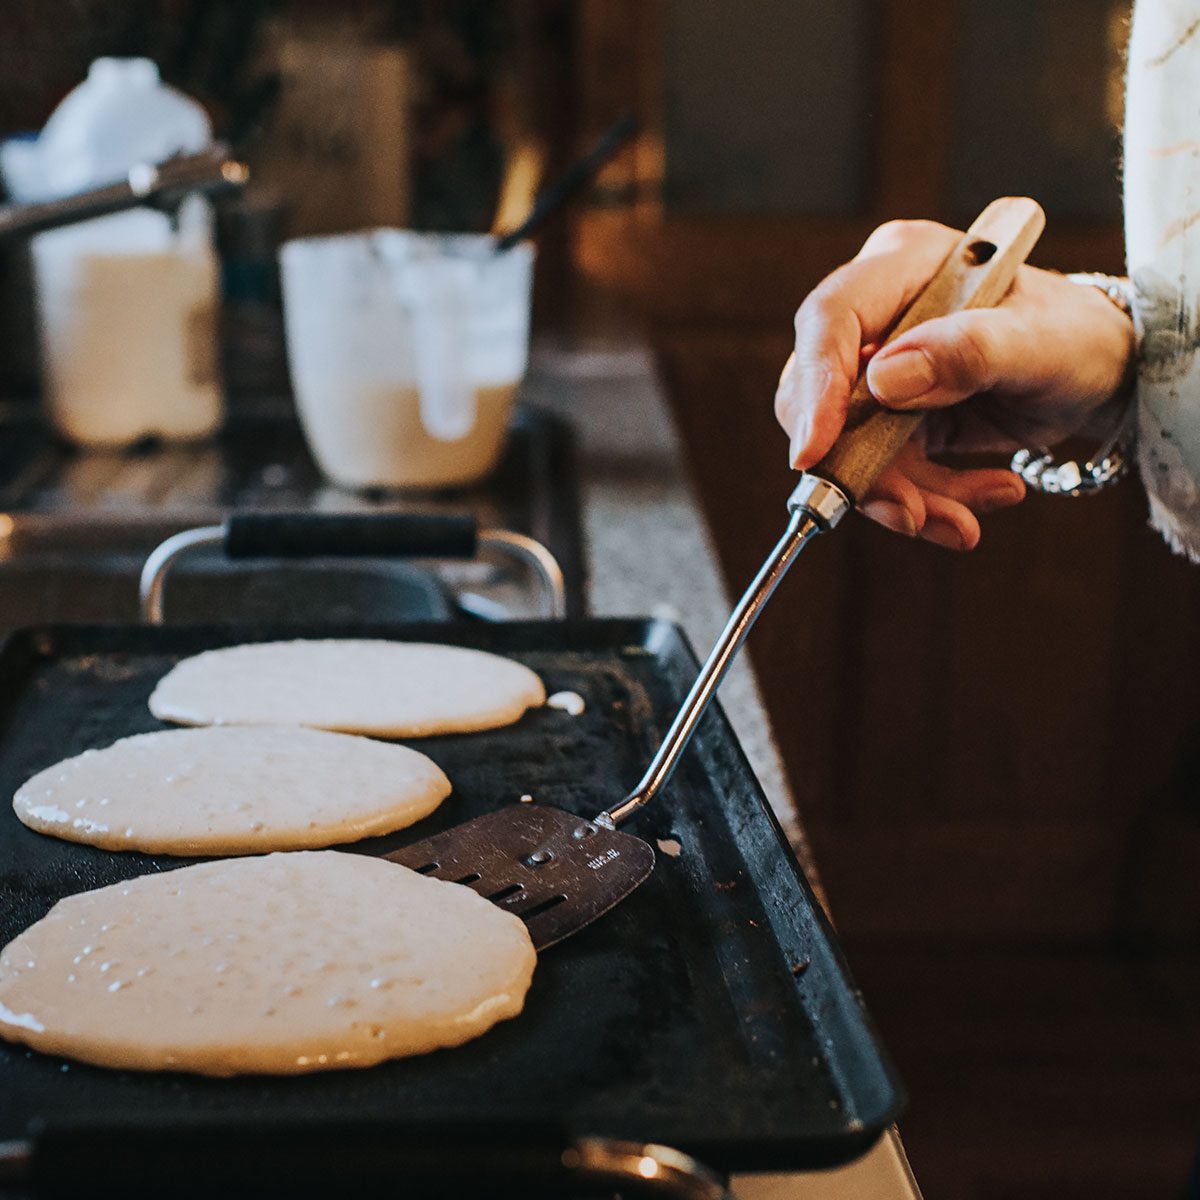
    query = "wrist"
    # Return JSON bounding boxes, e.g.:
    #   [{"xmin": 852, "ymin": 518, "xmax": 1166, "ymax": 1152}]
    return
[
  {"xmin": 1070, "ymin": 269, "xmax": 1140, "ymax": 392},
  {"xmin": 1010, "ymin": 273, "xmax": 1138, "ymax": 496},
  {"xmin": 1068, "ymin": 272, "xmax": 1139, "ymax": 438}
]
